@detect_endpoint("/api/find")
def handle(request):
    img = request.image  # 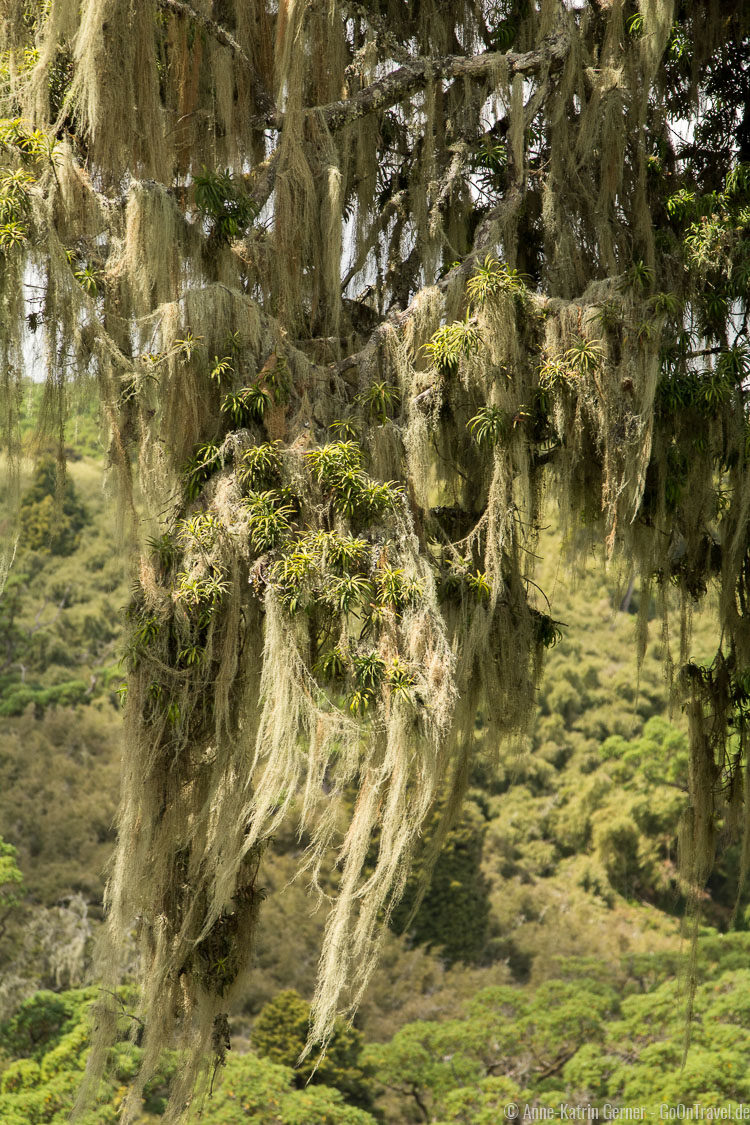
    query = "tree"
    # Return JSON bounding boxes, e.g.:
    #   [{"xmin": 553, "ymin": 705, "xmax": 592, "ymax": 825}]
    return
[
  {"xmin": 17, "ymin": 455, "xmax": 87, "ymax": 556},
  {"xmin": 0, "ymin": 986, "xmax": 377, "ymax": 1125},
  {"xmin": 0, "ymin": 837, "xmax": 24, "ymax": 947},
  {"xmin": 252, "ymin": 989, "xmax": 375, "ymax": 1110},
  {"xmin": 1, "ymin": 0, "xmax": 749, "ymax": 1119}
]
